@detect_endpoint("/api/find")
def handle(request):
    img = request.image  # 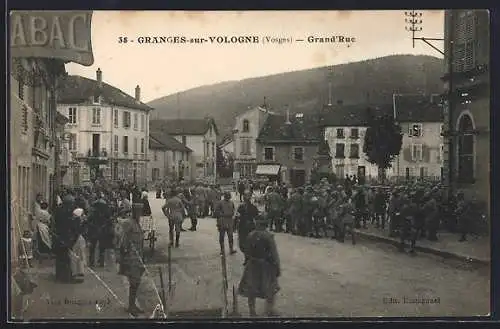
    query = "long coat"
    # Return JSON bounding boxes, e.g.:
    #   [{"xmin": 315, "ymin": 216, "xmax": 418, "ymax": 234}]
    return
[
  {"xmin": 236, "ymin": 202, "xmax": 258, "ymax": 252},
  {"xmin": 238, "ymin": 229, "xmax": 280, "ymax": 299},
  {"xmin": 118, "ymin": 219, "xmax": 145, "ymax": 283}
]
